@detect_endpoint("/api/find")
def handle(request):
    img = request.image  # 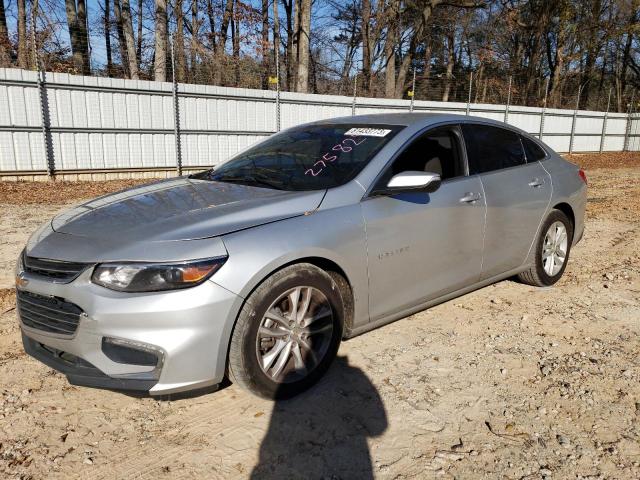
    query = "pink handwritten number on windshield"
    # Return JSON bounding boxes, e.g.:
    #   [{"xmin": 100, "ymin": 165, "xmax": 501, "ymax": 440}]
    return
[{"xmin": 305, "ymin": 136, "xmax": 366, "ymax": 177}]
